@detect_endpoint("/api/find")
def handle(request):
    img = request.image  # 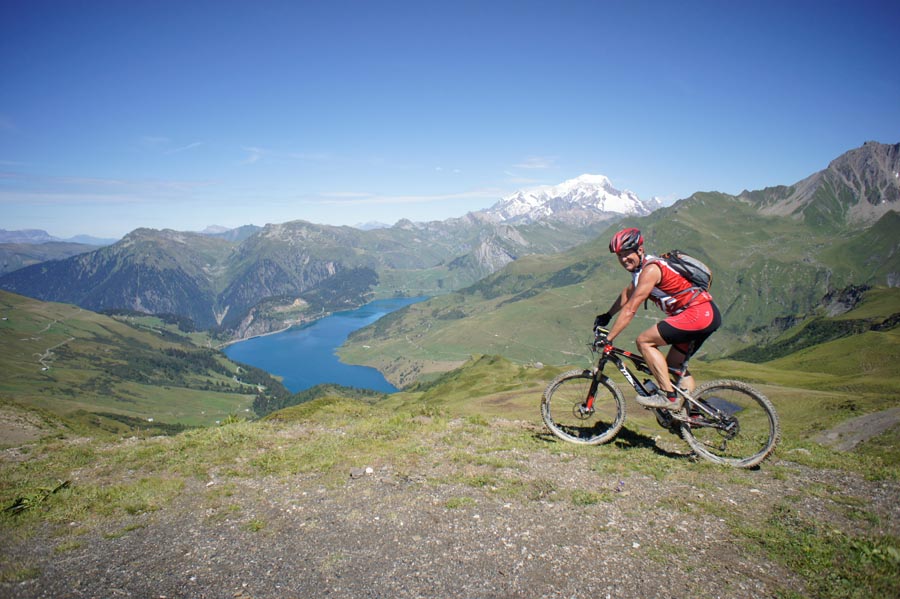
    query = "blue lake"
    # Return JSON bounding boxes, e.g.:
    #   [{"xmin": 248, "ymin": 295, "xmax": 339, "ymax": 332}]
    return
[{"xmin": 223, "ymin": 297, "xmax": 426, "ymax": 394}]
